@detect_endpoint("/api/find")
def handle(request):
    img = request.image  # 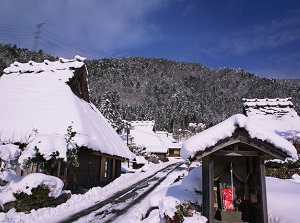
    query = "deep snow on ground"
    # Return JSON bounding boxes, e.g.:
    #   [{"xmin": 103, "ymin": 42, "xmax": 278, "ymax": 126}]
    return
[
  {"xmin": 1, "ymin": 159, "xmax": 300, "ymax": 223},
  {"xmin": 0, "ymin": 159, "xmax": 184, "ymax": 223}
]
